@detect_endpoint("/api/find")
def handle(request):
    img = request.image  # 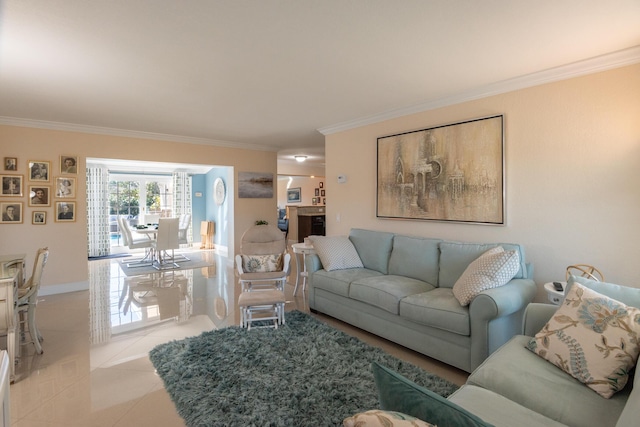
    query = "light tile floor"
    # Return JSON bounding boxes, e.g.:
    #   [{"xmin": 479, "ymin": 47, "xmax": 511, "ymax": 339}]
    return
[{"xmin": 9, "ymin": 249, "xmax": 467, "ymax": 426}]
